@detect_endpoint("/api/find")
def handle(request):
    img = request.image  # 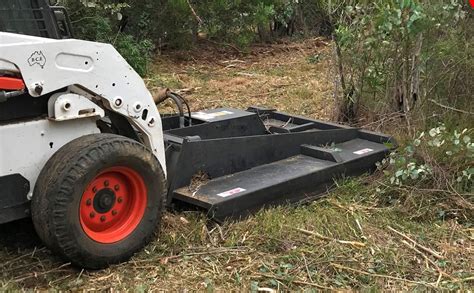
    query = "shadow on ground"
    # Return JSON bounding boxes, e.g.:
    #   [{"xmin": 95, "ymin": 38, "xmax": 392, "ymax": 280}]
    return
[{"xmin": 0, "ymin": 219, "xmax": 73, "ymax": 289}]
